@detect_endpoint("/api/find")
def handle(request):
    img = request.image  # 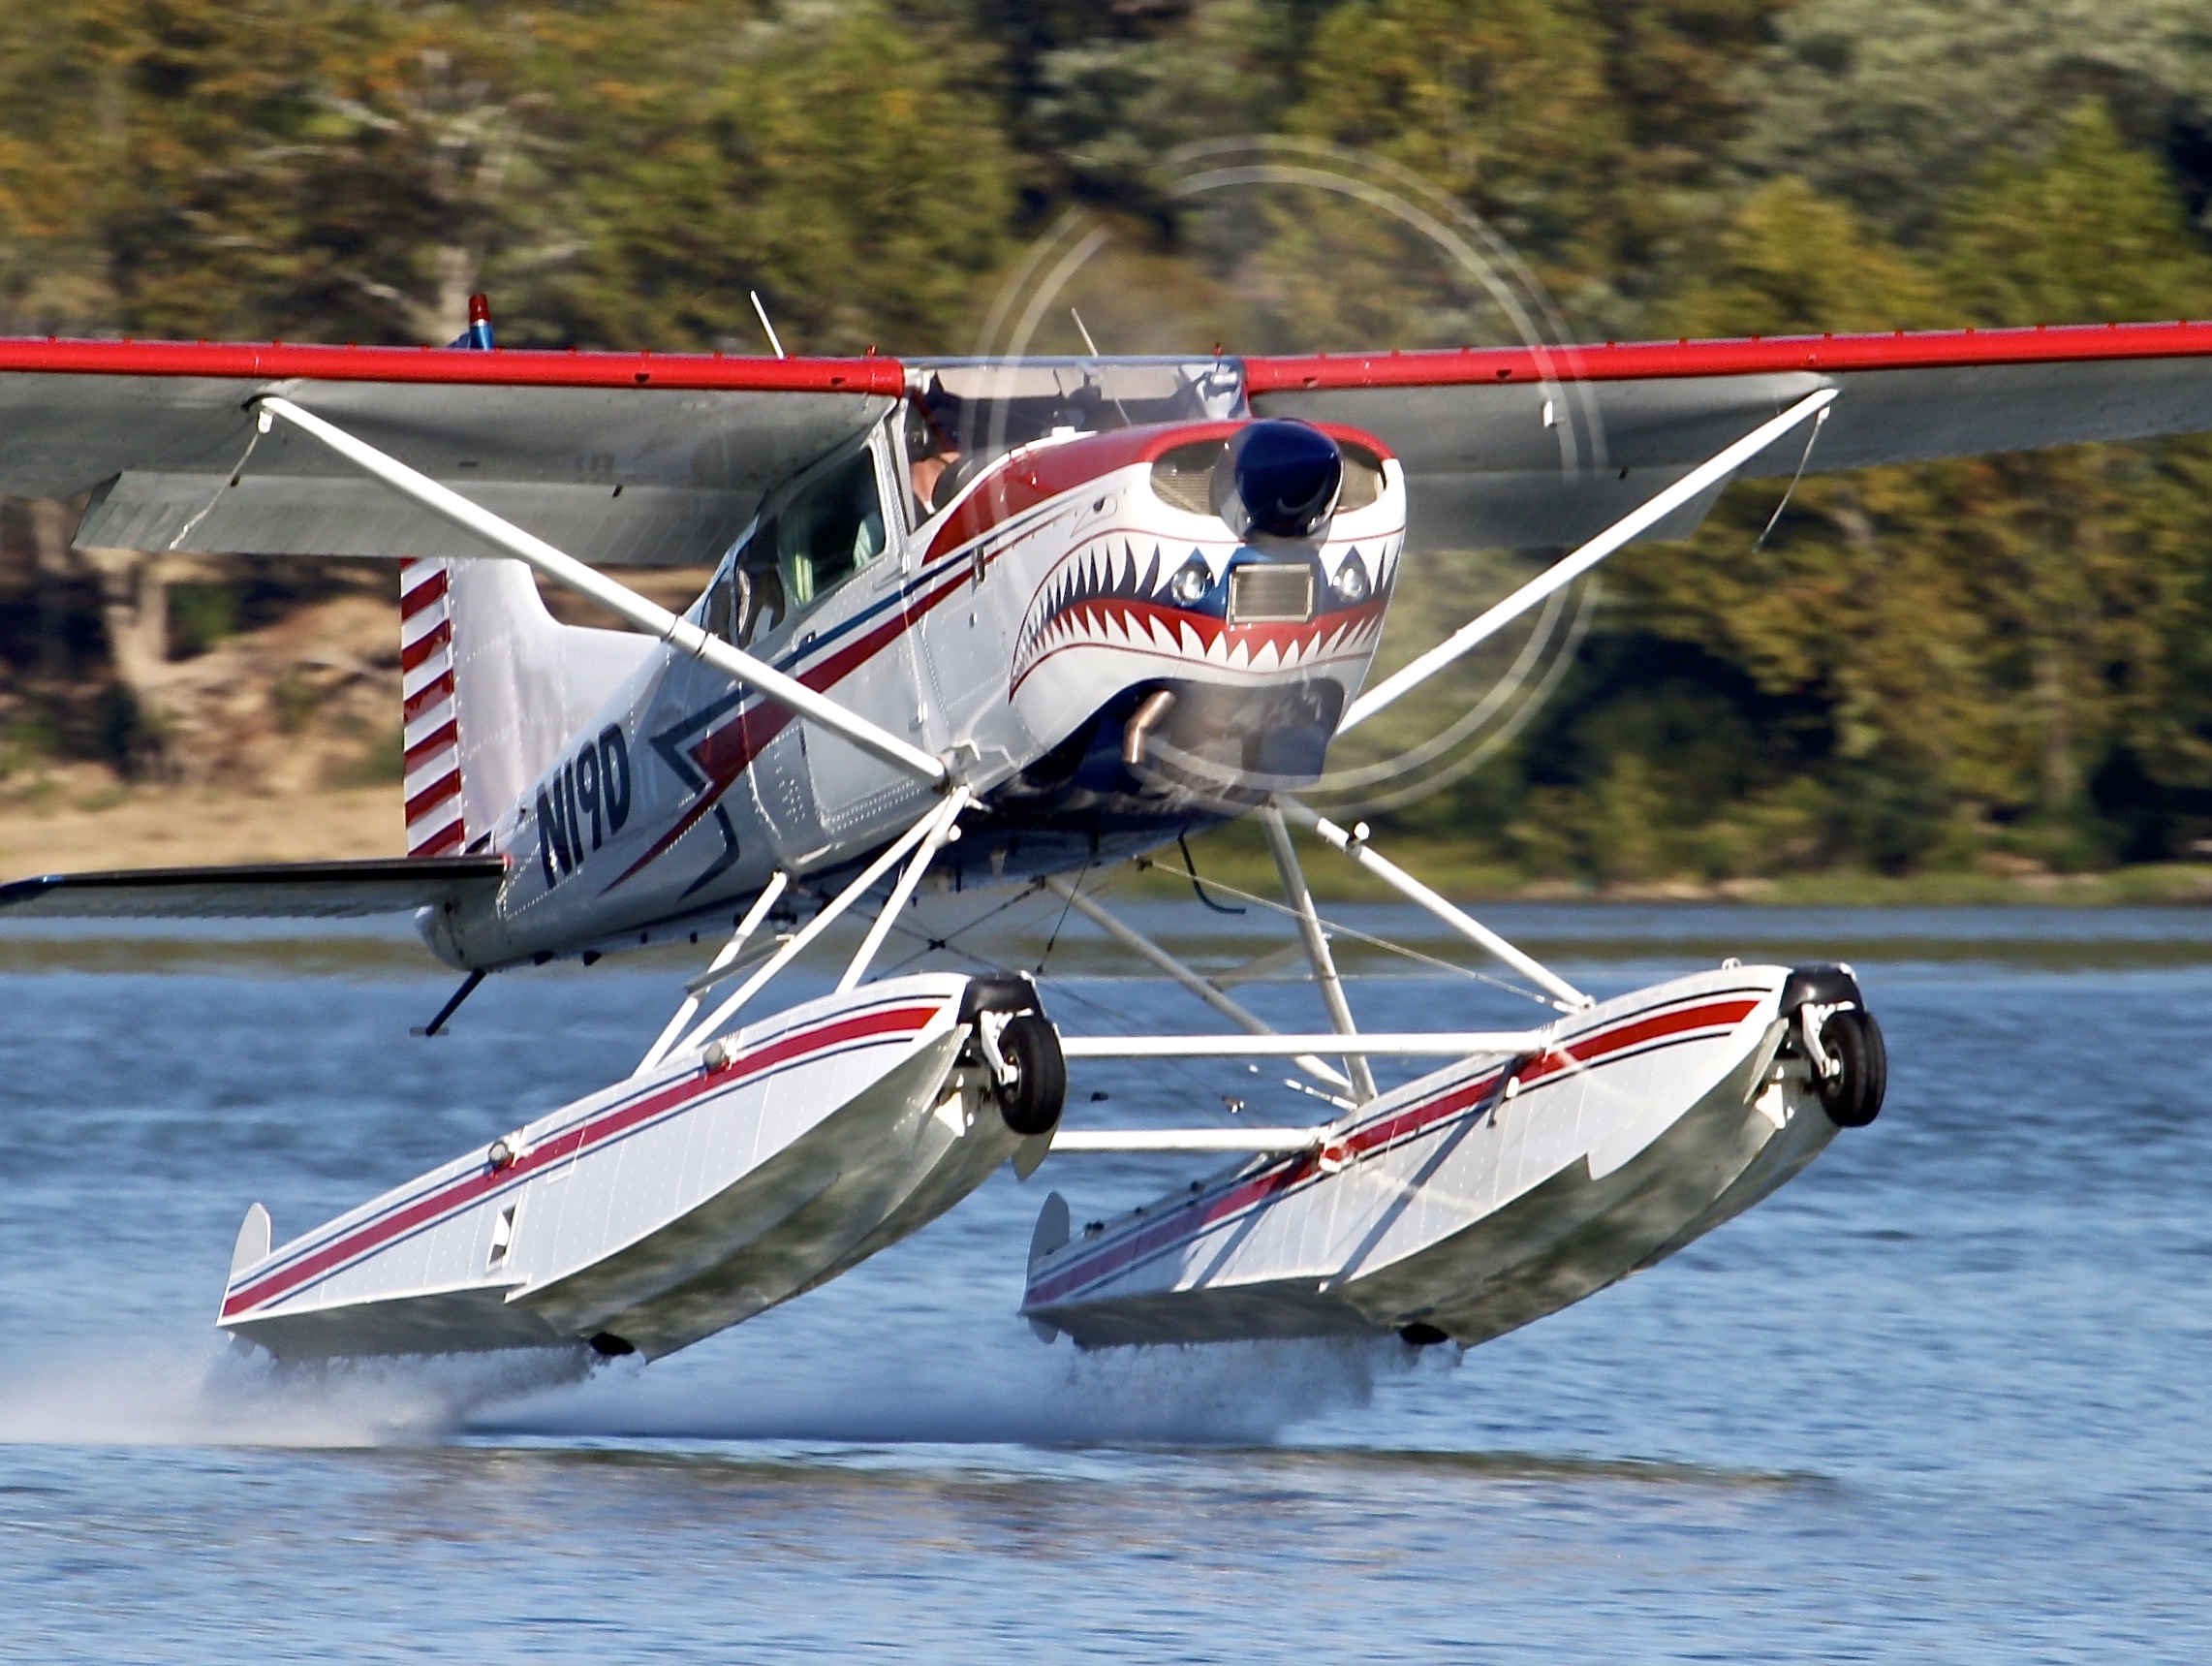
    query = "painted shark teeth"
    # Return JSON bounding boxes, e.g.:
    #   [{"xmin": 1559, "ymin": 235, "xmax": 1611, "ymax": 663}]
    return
[{"xmin": 1012, "ymin": 537, "xmax": 1397, "ymax": 694}]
